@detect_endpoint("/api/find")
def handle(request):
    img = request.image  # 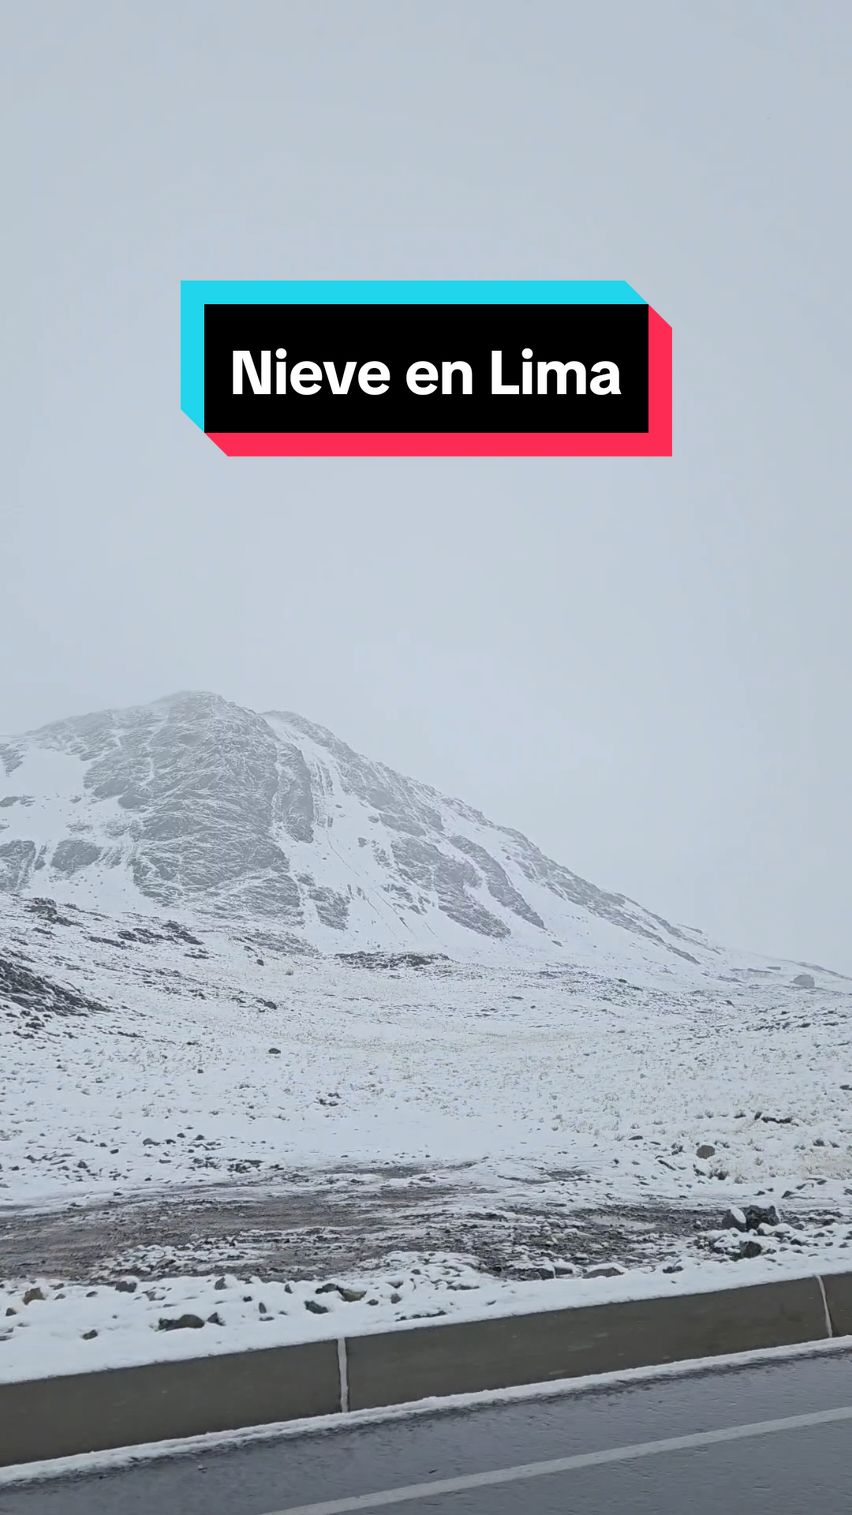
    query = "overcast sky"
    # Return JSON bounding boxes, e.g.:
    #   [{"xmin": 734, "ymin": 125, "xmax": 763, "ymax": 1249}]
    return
[{"xmin": 2, "ymin": 1, "xmax": 850, "ymax": 971}]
